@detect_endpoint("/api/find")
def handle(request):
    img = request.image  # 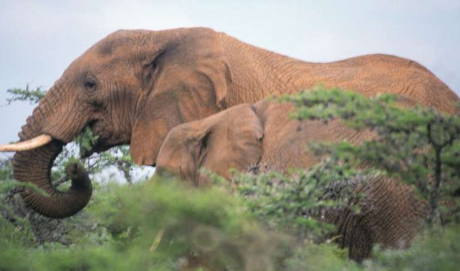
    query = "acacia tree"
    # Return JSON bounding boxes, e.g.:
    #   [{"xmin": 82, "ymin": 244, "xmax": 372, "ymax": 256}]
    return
[
  {"xmin": 280, "ymin": 87, "xmax": 460, "ymax": 226},
  {"xmin": 225, "ymin": 88, "xmax": 460, "ymax": 255}
]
